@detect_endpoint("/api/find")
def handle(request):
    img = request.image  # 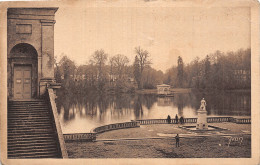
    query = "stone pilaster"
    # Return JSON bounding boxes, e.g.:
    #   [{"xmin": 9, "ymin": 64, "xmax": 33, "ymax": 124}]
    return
[{"xmin": 40, "ymin": 20, "xmax": 56, "ymax": 96}]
